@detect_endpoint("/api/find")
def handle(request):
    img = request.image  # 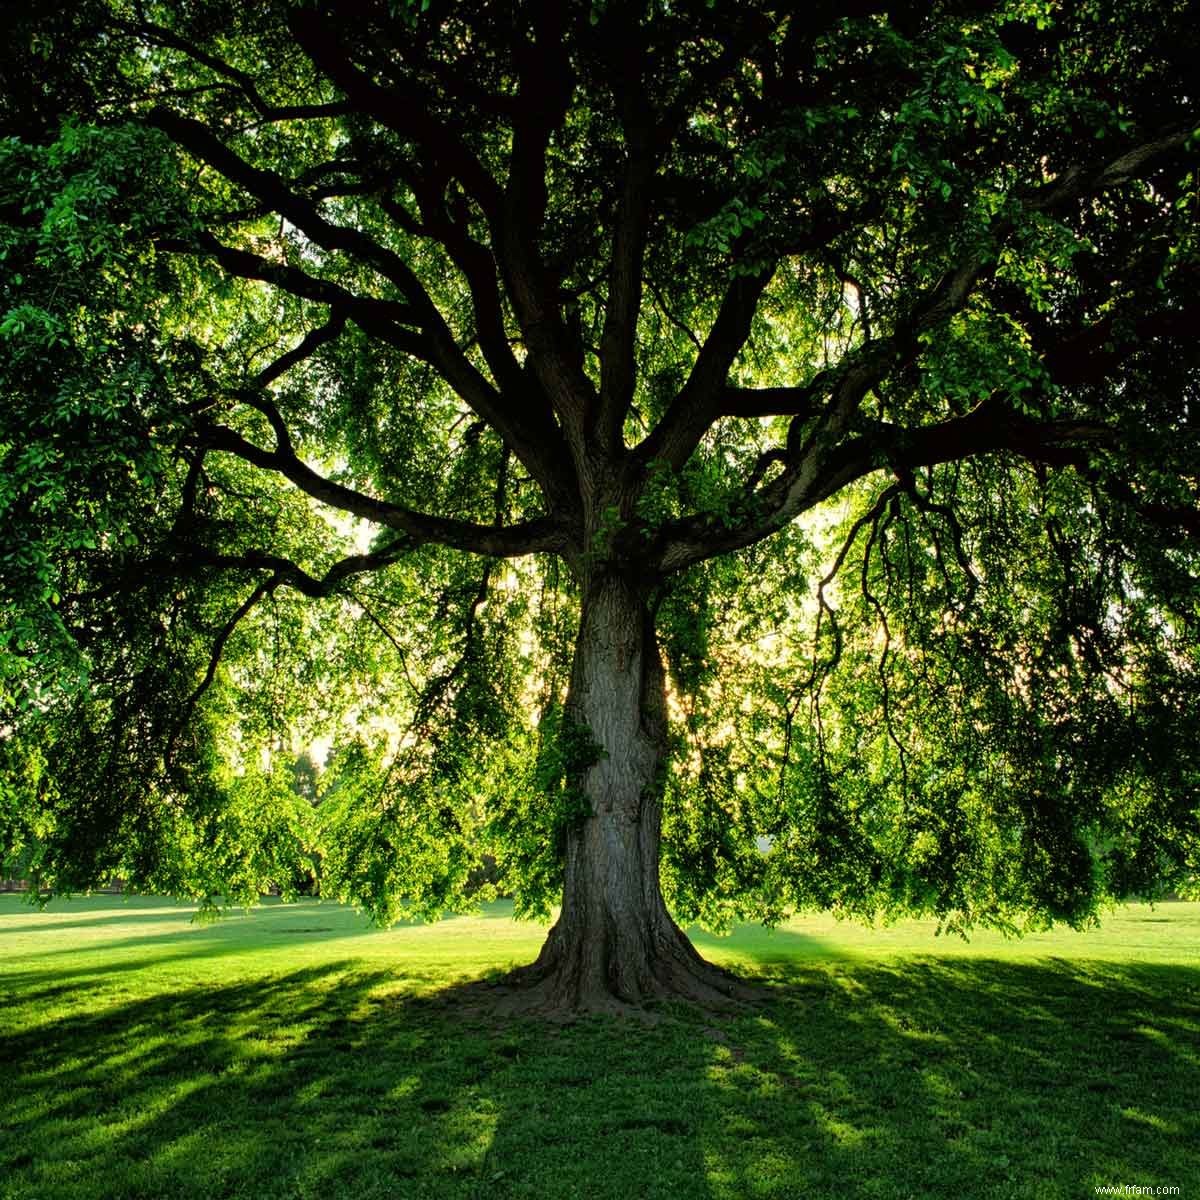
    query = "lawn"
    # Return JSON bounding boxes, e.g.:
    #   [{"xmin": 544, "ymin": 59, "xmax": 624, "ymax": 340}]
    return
[{"xmin": 1, "ymin": 895, "xmax": 1197, "ymax": 1199}]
